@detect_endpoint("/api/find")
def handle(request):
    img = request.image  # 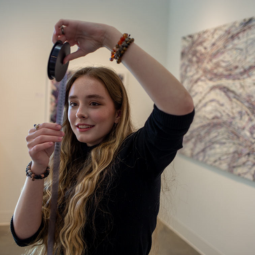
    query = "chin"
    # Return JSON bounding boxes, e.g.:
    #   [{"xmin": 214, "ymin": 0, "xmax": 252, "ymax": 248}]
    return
[
  {"xmin": 76, "ymin": 135, "xmax": 101, "ymax": 146},
  {"xmin": 76, "ymin": 136, "xmax": 91, "ymax": 143}
]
